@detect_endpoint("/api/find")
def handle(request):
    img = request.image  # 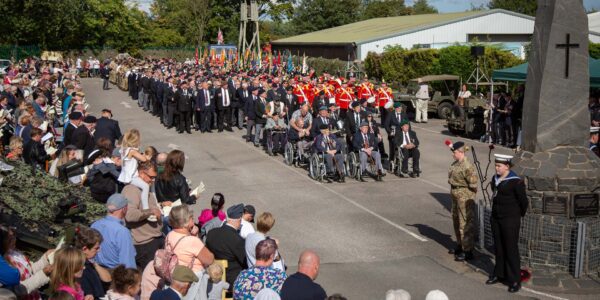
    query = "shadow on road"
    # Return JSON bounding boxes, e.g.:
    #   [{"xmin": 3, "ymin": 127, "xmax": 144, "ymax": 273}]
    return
[{"xmin": 429, "ymin": 192, "xmax": 451, "ymax": 212}]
